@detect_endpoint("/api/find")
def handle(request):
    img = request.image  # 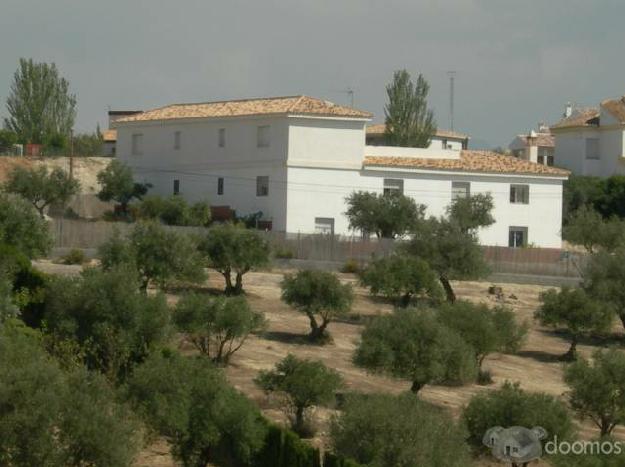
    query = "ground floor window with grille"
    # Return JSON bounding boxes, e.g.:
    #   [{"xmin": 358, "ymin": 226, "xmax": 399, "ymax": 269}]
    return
[
  {"xmin": 383, "ymin": 179, "xmax": 404, "ymax": 195},
  {"xmin": 315, "ymin": 217, "xmax": 334, "ymax": 235},
  {"xmin": 509, "ymin": 226, "xmax": 528, "ymax": 248}
]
